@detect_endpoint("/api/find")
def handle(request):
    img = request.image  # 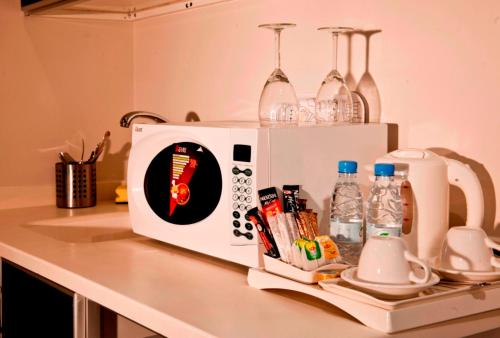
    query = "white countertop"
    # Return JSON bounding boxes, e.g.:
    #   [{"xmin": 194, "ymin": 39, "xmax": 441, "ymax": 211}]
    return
[{"xmin": 0, "ymin": 203, "xmax": 499, "ymax": 338}]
